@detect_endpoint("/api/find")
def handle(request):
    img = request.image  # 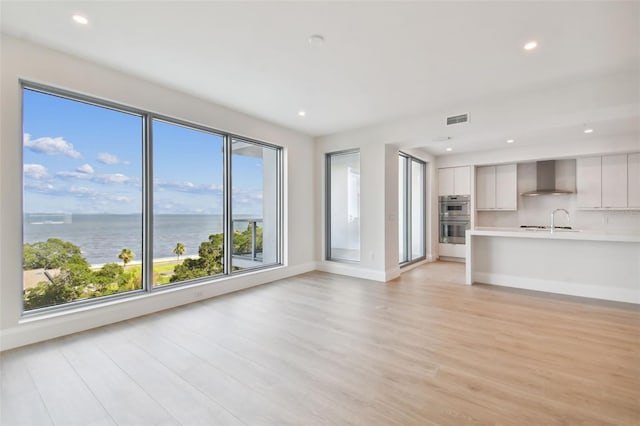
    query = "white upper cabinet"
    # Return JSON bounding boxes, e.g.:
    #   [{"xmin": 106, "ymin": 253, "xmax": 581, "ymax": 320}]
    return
[
  {"xmin": 628, "ymin": 153, "xmax": 640, "ymax": 208},
  {"xmin": 576, "ymin": 156, "xmax": 602, "ymax": 208},
  {"xmin": 577, "ymin": 153, "xmax": 639, "ymax": 209},
  {"xmin": 454, "ymin": 166, "xmax": 471, "ymax": 196},
  {"xmin": 438, "ymin": 167, "xmax": 454, "ymax": 196},
  {"xmin": 476, "ymin": 164, "xmax": 517, "ymax": 210},
  {"xmin": 495, "ymin": 164, "xmax": 518, "ymax": 210},
  {"xmin": 601, "ymin": 155, "xmax": 627, "ymax": 208},
  {"xmin": 476, "ymin": 166, "xmax": 496, "ymax": 209},
  {"xmin": 438, "ymin": 166, "xmax": 470, "ymax": 196}
]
